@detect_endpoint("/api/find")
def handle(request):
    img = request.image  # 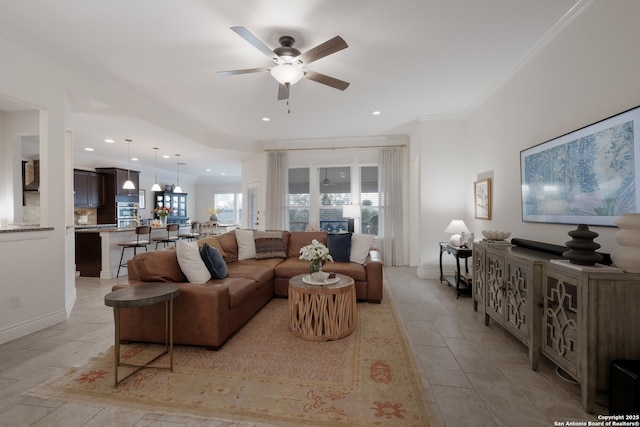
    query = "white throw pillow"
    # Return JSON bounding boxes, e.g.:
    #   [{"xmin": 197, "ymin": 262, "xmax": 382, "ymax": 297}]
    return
[
  {"xmin": 350, "ymin": 234, "xmax": 375, "ymax": 264},
  {"xmin": 176, "ymin": 240, "xmax": 211, "ymax": 283},
  {"xmin": 235, "ymin": 229, "xmax": 256, "ymax": 260}
]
